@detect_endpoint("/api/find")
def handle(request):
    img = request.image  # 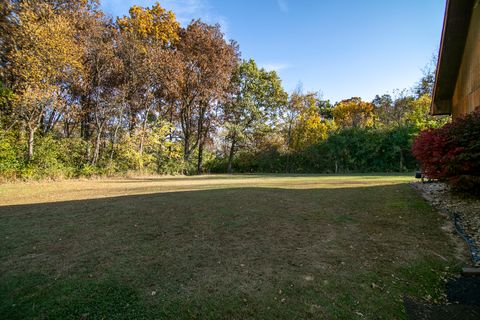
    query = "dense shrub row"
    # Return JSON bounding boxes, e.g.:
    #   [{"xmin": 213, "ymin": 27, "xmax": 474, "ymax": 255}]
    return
[
  {"xmin": 0, "ymin": 131, "xmax": 194, "ymax": 180},
  {"xmin": 208, "ymin": 125, "xmax": 418, "ymax": 174},
  {"xmin": 412, "ymin": 108, "xmax": 480, "ymax": 193}
]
